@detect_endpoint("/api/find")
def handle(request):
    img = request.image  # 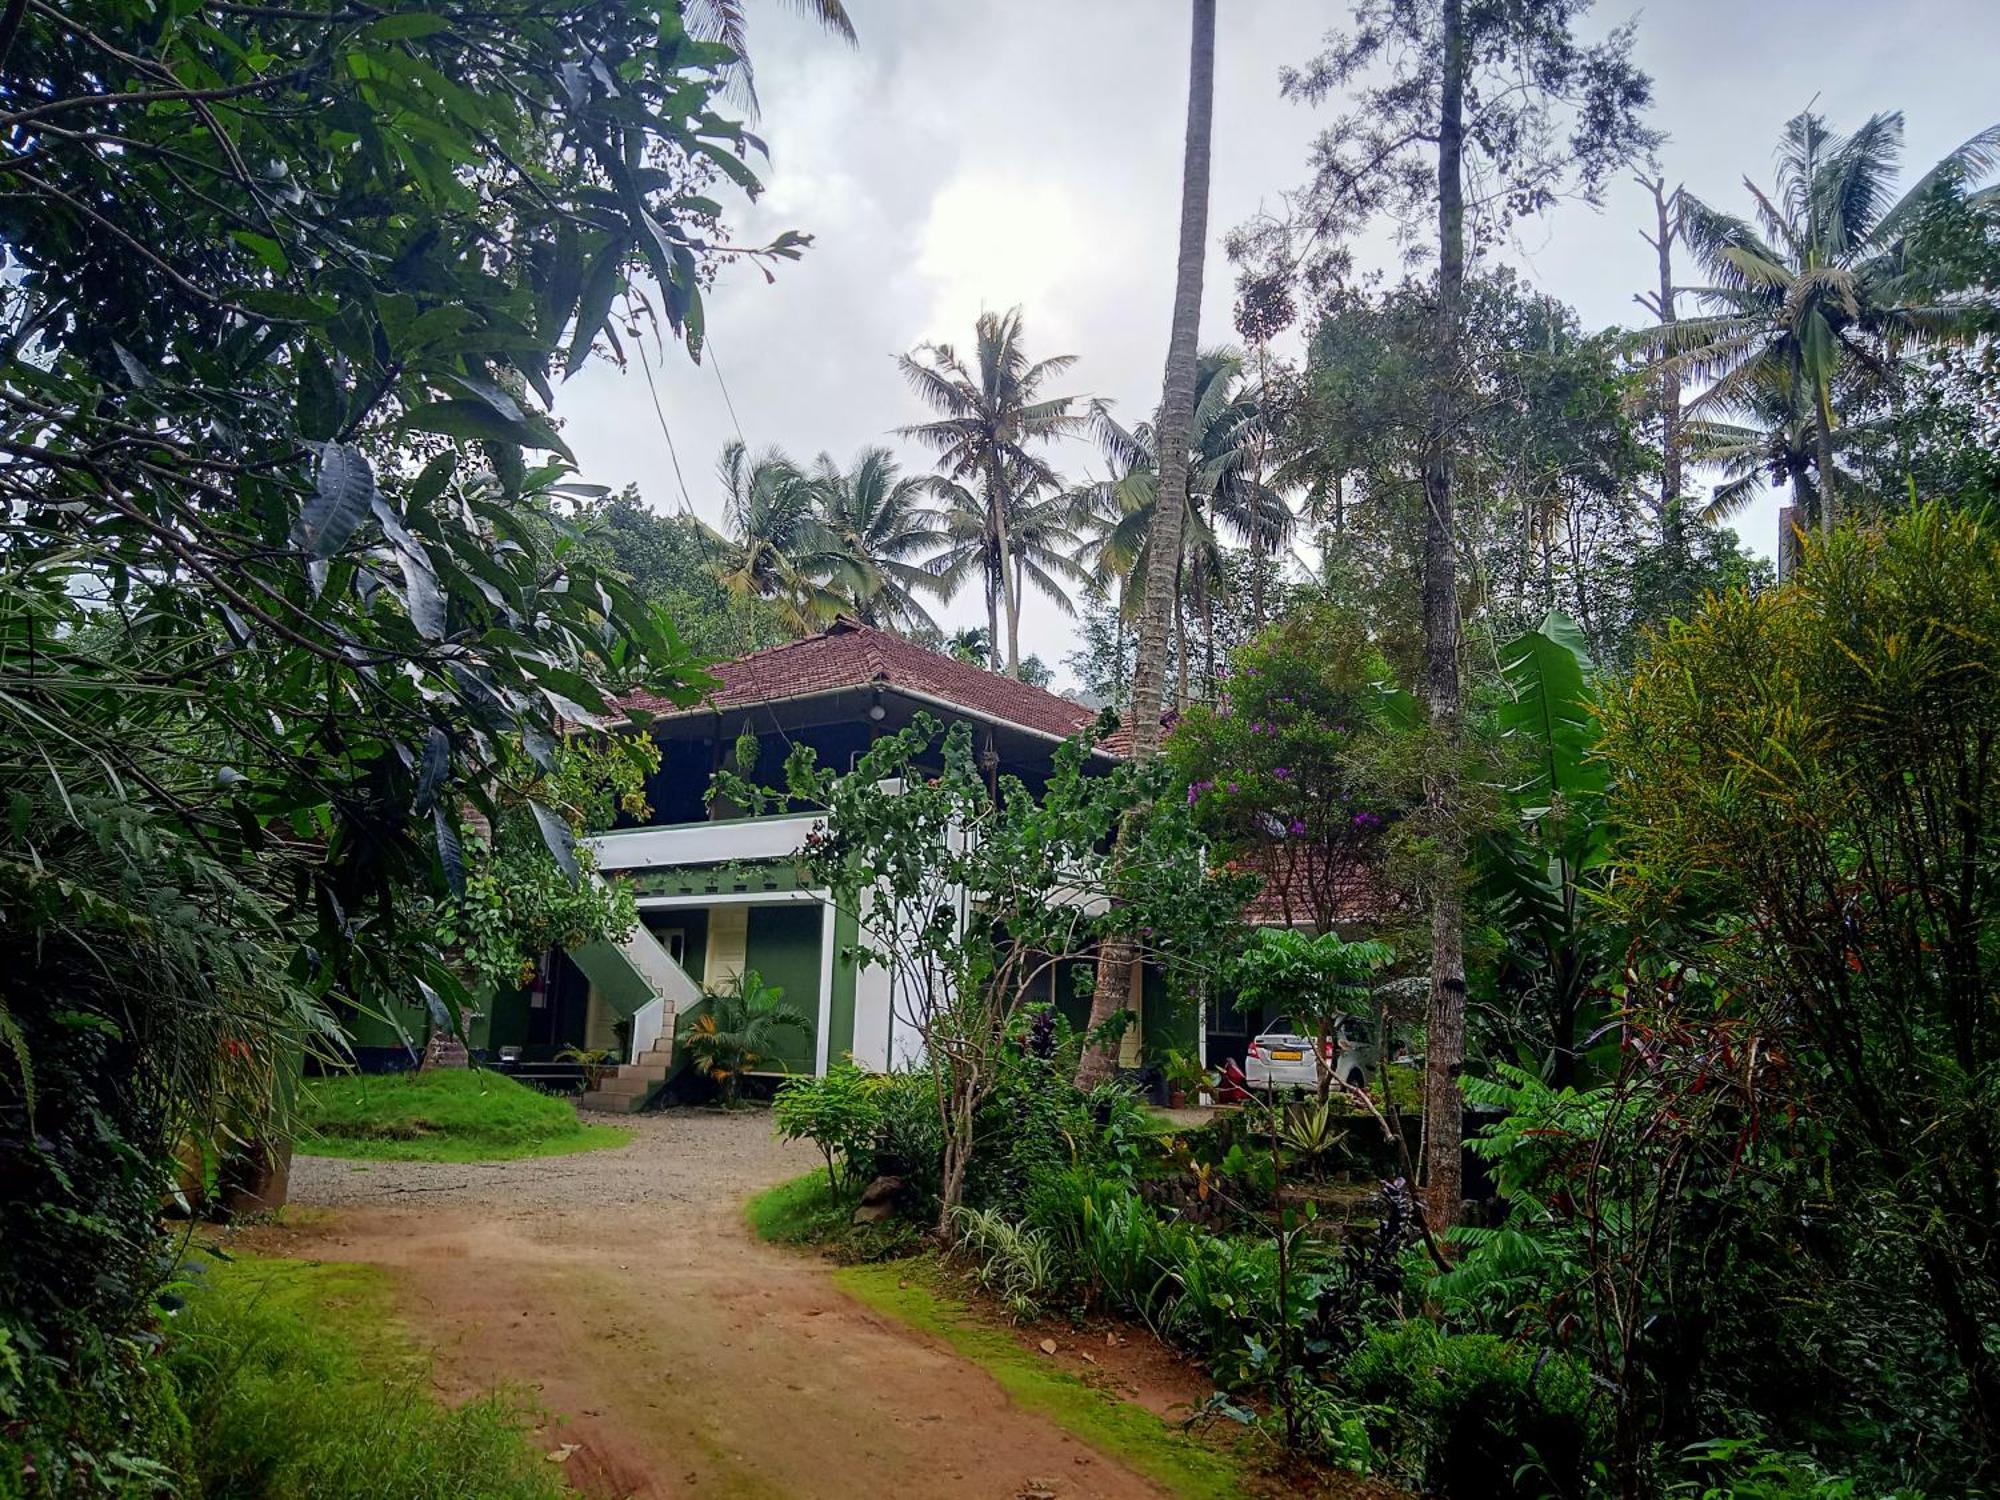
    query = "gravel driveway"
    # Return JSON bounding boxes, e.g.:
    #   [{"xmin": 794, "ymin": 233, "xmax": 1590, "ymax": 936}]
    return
[{"xmin": 249, "ymin": 1107, "xmax": 1181, "ymax": 1500}]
